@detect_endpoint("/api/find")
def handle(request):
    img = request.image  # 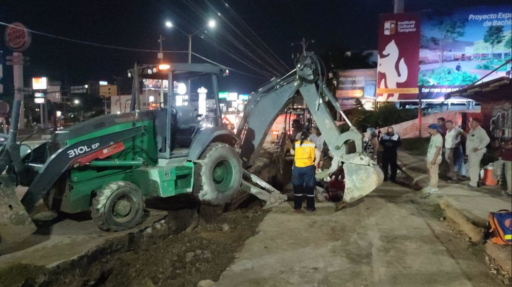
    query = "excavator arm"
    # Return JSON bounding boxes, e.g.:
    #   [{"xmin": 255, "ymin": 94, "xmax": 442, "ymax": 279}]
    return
[{"xmin": 237, "ymin": 53, "xmax": 383, "ymax": 202}]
